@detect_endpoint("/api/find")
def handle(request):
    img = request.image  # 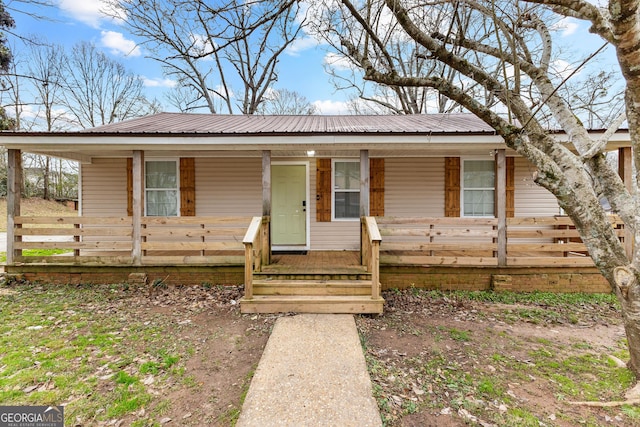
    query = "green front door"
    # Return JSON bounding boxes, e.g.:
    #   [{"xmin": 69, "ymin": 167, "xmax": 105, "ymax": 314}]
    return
[{"xmin": 272, "ymin": 165, "xmax": 307, "ymax": 246}]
